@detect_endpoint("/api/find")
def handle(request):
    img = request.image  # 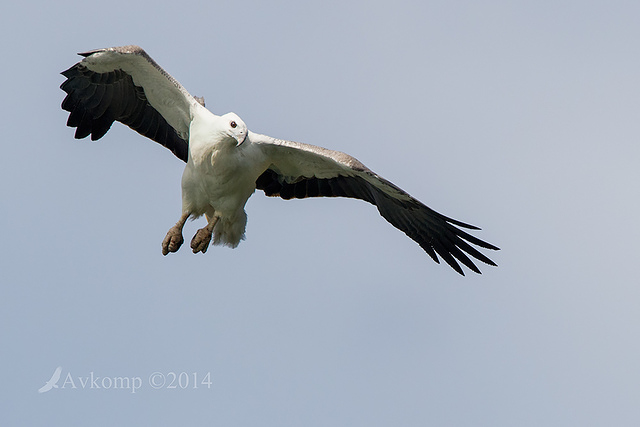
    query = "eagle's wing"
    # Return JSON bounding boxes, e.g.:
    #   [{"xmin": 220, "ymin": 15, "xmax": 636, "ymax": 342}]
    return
[
  {"xmin": 251, "ymin": 132, "xmax": 499, "ymax": 275},
  {"xmin": 60, "ymin": 45, "xmax": 197, "ymax": 162}
]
